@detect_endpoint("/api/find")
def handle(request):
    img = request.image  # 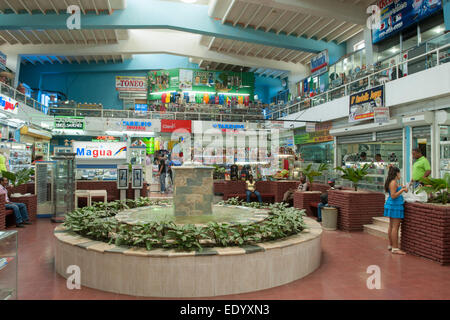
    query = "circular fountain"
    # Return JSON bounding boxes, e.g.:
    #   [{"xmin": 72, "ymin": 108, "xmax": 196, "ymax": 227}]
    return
[{"xmin": 54, "ymin": 164, "xmax": 322, "ymax": 297}]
